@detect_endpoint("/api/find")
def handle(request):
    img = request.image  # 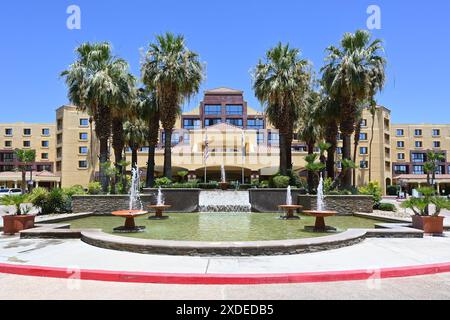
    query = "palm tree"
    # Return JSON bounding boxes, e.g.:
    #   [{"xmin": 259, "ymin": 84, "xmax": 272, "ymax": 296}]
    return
[
  {"xmin": 253, "ymin": 43, "xmax": 310, "ymax": 175},
  {"xmin": 15, "ymin": 149, "xmax": 36, "ymax": 194},
  {"xmin": 368, "ymin": 103, "xmax": 378, "ymax": 182},
  {"xmin": 61, "ymin": 42, "xmax": 134, "ymax": 193},
  {"xmin": 298, "ymin": 89, "xmax": 321, "ymax": 190},
  {"xmin": 134, "ymin": 88, "xmax": 160, "ymax": 188},
  {"xmin": 352, "ymin": 105, "xmax": 364, "ymax": 187},
  {"xmin": 322, "ymin": 30, "xmax": 386, "ymax": 189},
  {"xmin": 123, "ymin": 119, "xmax": 149, "ymax": 170},
  {"xmin": 111, "ymin": 73, "xmax": 136, "ymax": 194},
  {"xmin": 426, "ymin": 151, "xmax": 445, "ymax": 187},
  {"xmin": 141, "ymin": 32, "xmax": 203, "ymax": 180}
]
